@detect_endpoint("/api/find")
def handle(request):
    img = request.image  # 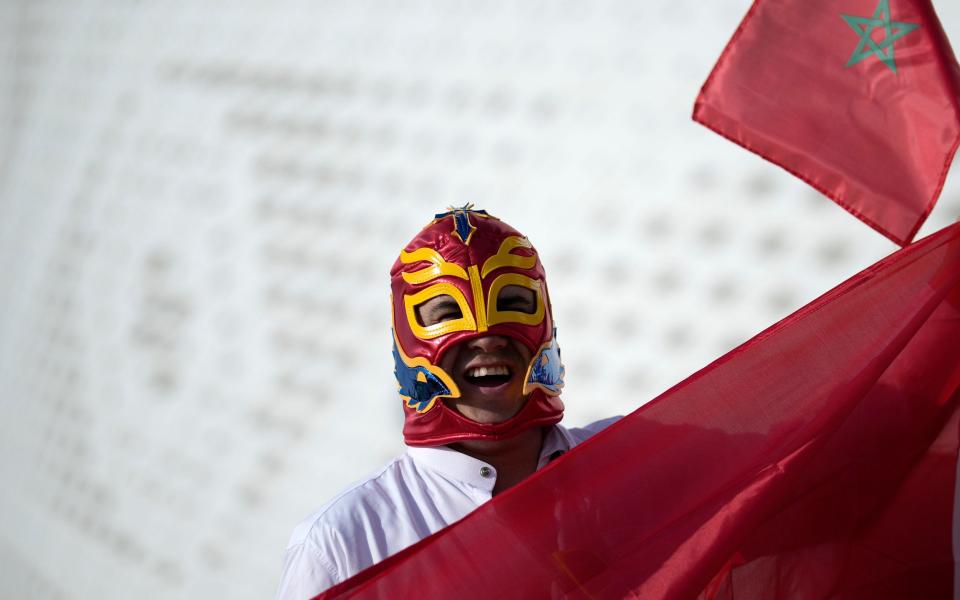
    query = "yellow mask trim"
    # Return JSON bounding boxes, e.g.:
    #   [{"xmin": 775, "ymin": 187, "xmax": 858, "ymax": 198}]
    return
[
  {"xmin": 480, "ymin": 236, "xmax": 537, "ymax": 278},
  {"xmin": 468, "ymin": 265, "xmax": 488, "ymax": 333},
  {"xmin": 400, "ymin": 247, "xmax": 469, "ymax": 285},
  {"xmin": 486, "ymin": 273, "xmax": 546, "ymax": 327},
  {"xmin": 403, "ymin": 283, "xmax": 477, "ymax": 340}
]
